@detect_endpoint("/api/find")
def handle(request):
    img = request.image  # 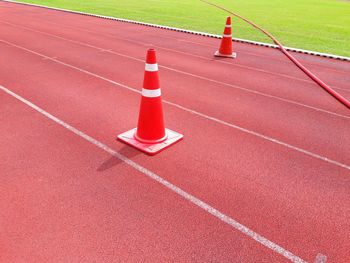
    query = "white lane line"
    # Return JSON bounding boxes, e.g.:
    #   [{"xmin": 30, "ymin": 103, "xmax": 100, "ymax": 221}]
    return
[
  {"xmin": 5, "ymin": 17, "xmax": 348, "ymax": 91},
  {"xmin": 153, "ymin": 35, "xmax": 350, "ymax": 75},
  {"xmin": 14, "ymin": 16, "xmax": 350, "ymax": 76},
  {"xmin": 1, "ymin": 39, "xmax": 350, "ymax": 171},
  {"xmin": 0, "ymin": 84, "xmax": 307, "ymax": 263},
  {"xmin": 1, "ymin": 20, "xmax": 350, "ymax": 118}
]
